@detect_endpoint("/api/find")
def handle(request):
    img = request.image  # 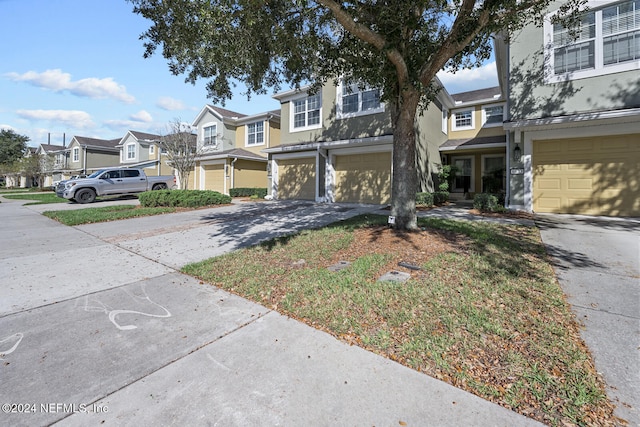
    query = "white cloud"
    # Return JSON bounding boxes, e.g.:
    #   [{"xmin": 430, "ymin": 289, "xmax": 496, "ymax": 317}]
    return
[
  {"xmin": 437, "ymin": 62, "xmax": 498, "ymax": 93},
  {"xmin": 16, "ymin": 109, "xmax": 94, "ymax": 129},
  {"xmin": 0, "ymin": 124, "xmax": 16, "ymax": 132},
  {"xmin": 130, "ymin": 110, "xmax": 153, "ymax": 123},
  {"xmin": 6, "ymin": 69, "xmax": 136, "ymax": 104},
  {"xmin": 156, "ymin": 96, "xmax": 186, "ymax": 111}
]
